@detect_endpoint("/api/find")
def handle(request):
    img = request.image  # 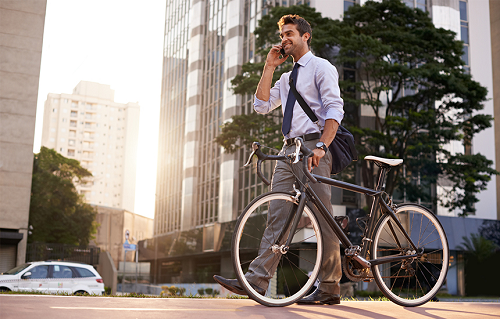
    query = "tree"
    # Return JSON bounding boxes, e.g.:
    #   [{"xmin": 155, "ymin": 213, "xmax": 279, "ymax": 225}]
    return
[
  {"xmin": 29, "ymin": 147, "xmax": 98, "ymax": 246},
  {"xmin": 216, "ymin": 1, "xmax": 497, "ymax": 216},
  {"xmin": 457, "ymin": 233, "xmax": 498, "ymax": 262},
  {"xmin": 479, "ymin": 220, "xmax": 500, "ymax": 248}
]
